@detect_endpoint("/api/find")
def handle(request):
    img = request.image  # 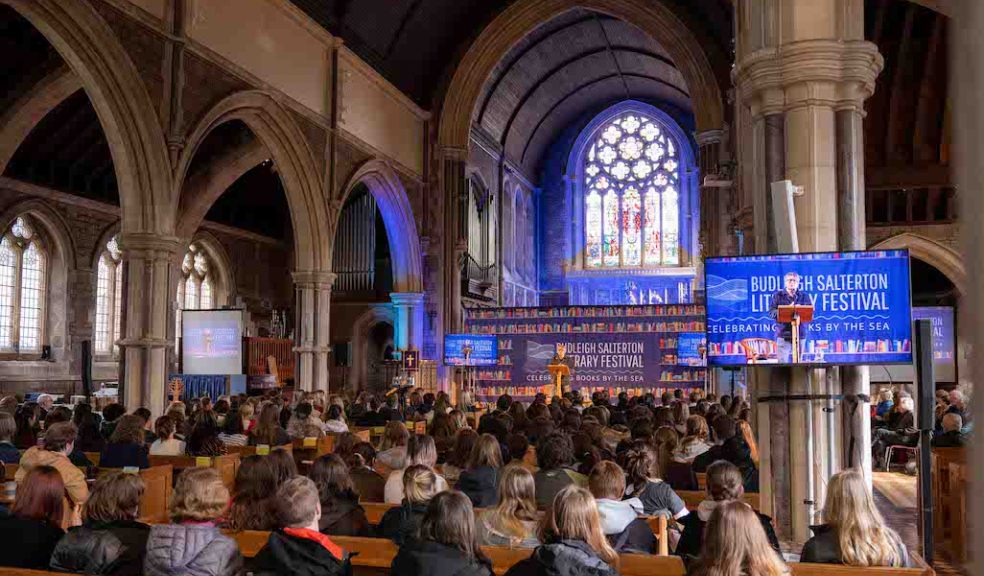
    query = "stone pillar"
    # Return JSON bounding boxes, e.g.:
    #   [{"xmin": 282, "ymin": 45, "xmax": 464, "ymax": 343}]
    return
[
  {"xmin": 443, "ymin": 154, "xmax": 468, "ymax": 334},
  {"xmin": 293, "ymin": 271, "xmax": 334, "ymax": 393},
  {"xmin": 118, "ymin": 233, "xmax": 180, "ymax": 418},
  {"xmin": 390, "ymin": 292, "xmax": 425, "ymax": 352},
  {"xmin": 735, "ymin": 0, "xmax": 883, "ymax": 543}
]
